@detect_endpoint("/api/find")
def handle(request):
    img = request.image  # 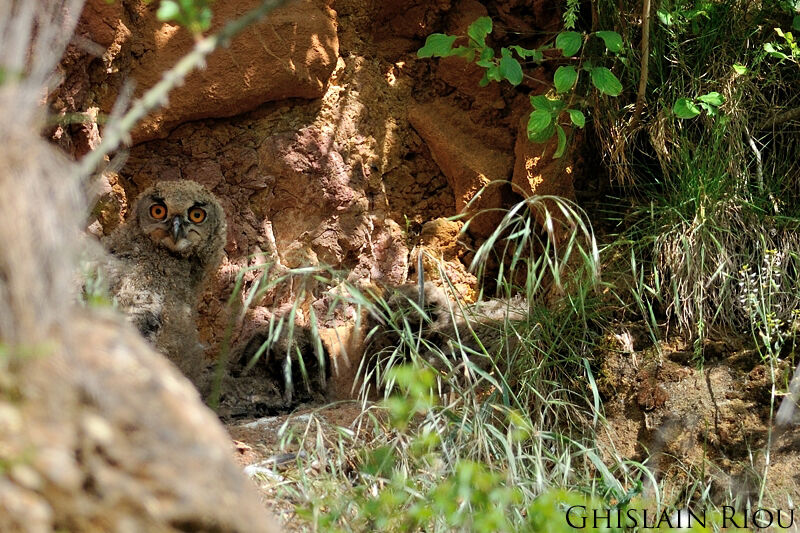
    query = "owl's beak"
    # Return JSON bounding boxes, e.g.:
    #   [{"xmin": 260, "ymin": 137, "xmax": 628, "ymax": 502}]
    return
[{"xmin": 171, "ymin": 215, "xmax": 187, "ymax": 241}]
